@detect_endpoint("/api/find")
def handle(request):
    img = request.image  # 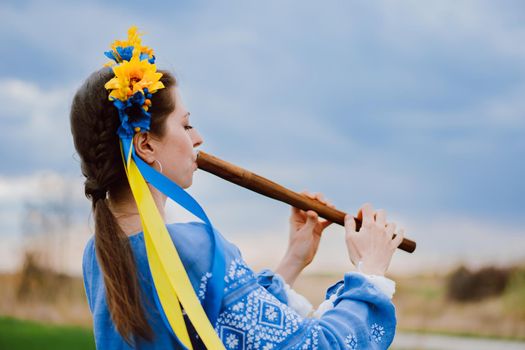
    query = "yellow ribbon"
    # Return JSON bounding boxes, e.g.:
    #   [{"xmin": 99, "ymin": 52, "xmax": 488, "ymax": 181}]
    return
[{"xmin": 121, "ymin": 141, "xmax": 225, "ymax": 349}]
